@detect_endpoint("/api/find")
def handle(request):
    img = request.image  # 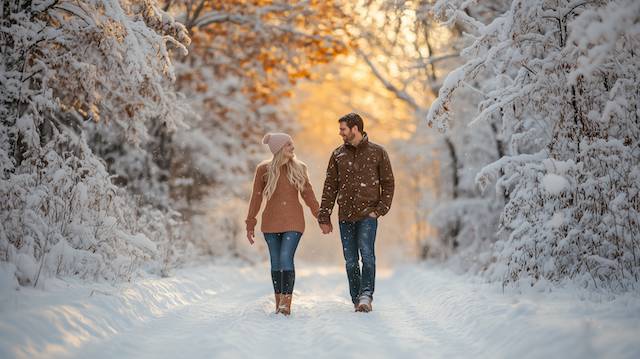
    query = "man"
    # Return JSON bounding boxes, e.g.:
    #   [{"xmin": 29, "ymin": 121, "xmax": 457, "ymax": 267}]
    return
[{"xmin": 318, "ymin": 113, "xmax": 395, "ymax": 312}]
